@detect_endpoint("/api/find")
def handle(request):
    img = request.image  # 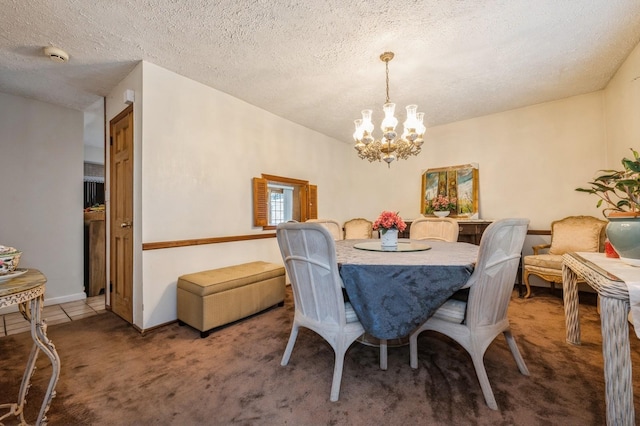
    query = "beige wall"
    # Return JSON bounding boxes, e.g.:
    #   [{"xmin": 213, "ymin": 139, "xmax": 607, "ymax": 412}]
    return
[
  {"xmin": 111, "ymin": 62, "xmax": 361, "ymax": 328},
  {"xmin": 604, "ymin": 40, "xmax": 640, "ymax": 167},
  {"xmin": 0, "ymin": 92, "xmax": 85, "ymax": 310},
  {"xmin": 420, "ymin": 92, "xmax": 606, "ymax": 230}
]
